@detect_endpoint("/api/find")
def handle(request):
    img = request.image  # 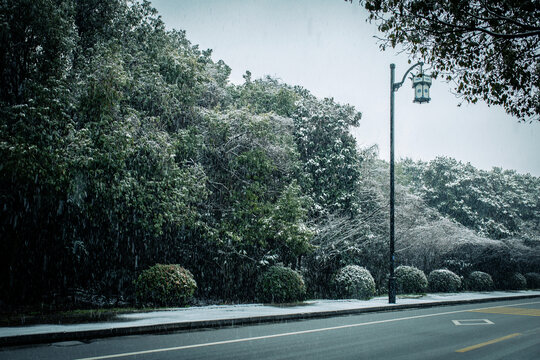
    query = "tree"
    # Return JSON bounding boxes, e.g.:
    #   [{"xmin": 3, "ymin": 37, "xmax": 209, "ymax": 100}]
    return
[
  {"xmin": 400, "ymin": 156, "xmax": 540, "ymax": 240},
  {"xmin": 291, "ymin": 89, "xmax": 362, "ymax": 218},
  {"xmin": 1, "ymin": 0, "xmax": 366, "ymax": 305},
  {"xmin": 196, "ymin": 109, "xmax": 312, "ymax": 300},
  {"xmin": 350, "ymin": 0, "xmax": 540, "ymax": 121},
  {"xmin": 0, "ymin": 0, "xmax": 214, "ymax": 304},
  {"xmin": 230, "ymin": 77, "xmax": 363, "ymax": 218},
  {"xmin": 0, "ymin": 0, "xmax": 78, "ymax": 303},
  {"xmin": 230, "ymin": 75, "xmax": 298, "ymax": 117}
]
